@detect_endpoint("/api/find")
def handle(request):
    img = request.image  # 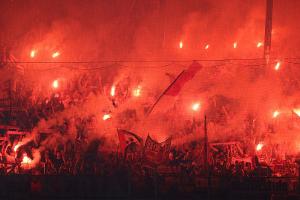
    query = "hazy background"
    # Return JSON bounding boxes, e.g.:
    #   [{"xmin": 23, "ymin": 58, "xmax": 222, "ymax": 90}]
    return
[{"xmin": 1, "ymin": 0, "xmax": 300, "ymax": 154}]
